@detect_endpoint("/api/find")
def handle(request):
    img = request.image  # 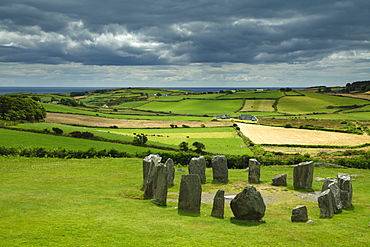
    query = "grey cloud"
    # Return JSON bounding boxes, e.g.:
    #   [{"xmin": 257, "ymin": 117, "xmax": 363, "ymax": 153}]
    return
[{"xmin": 0, "ymin": 0, "xmax": 369, "ymax": 66}]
